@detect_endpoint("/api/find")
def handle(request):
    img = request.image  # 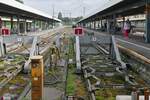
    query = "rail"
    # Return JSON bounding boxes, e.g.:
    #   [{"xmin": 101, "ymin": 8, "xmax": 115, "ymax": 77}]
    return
[{"xmin": 24, "ymin": 36, "xmax": 38, "ymax": 72}]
